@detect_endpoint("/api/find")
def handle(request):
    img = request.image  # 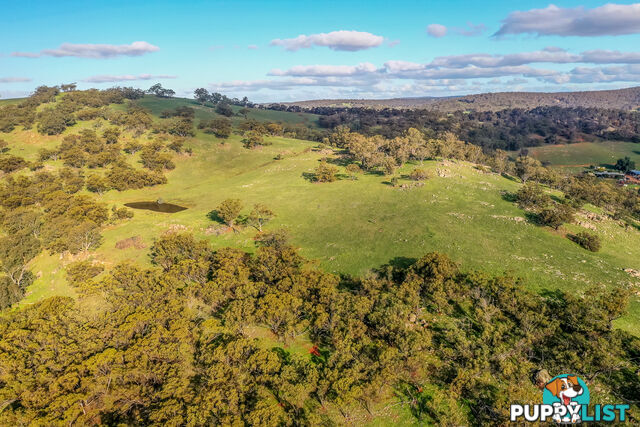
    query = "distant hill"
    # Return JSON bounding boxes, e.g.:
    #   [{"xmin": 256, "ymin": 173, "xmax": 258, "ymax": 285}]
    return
[{"xmin": 278, "ymin": 86, "xmax": 640, "ymax": 111}]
